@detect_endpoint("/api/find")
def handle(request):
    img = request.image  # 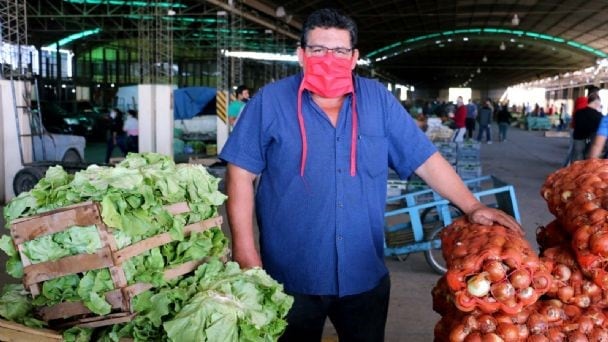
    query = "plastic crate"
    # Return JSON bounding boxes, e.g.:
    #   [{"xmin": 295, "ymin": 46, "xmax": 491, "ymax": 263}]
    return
[{"xmin": 457, "ymin": 165, "xmax": 482, "ymax": 180}]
